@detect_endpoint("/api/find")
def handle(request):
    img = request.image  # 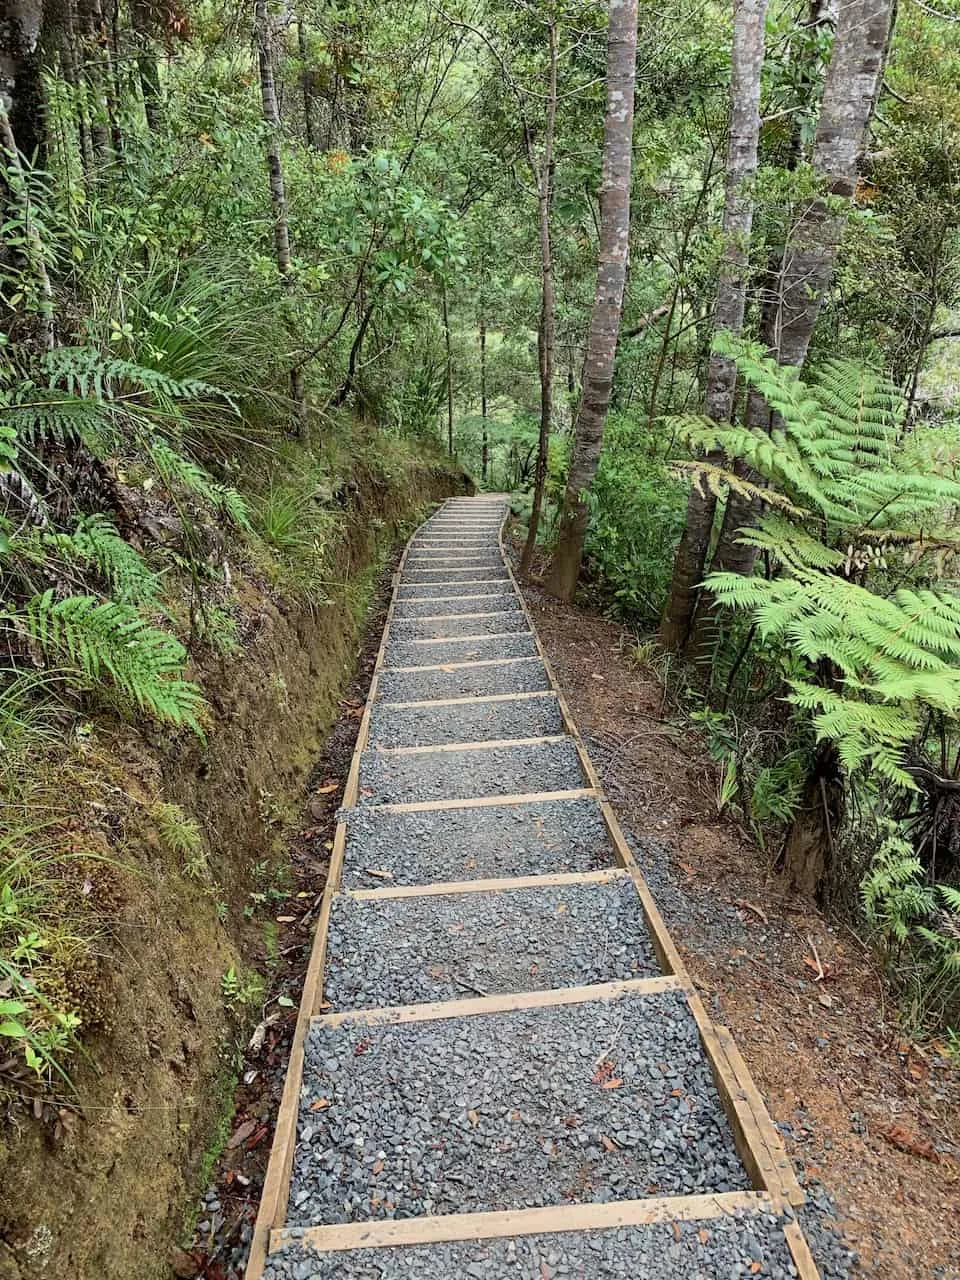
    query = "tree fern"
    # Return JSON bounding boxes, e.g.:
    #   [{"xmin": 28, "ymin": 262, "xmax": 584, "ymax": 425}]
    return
[{"xmin": 10, "ymin": 590, "xmax": 205, "ymax": 731}]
